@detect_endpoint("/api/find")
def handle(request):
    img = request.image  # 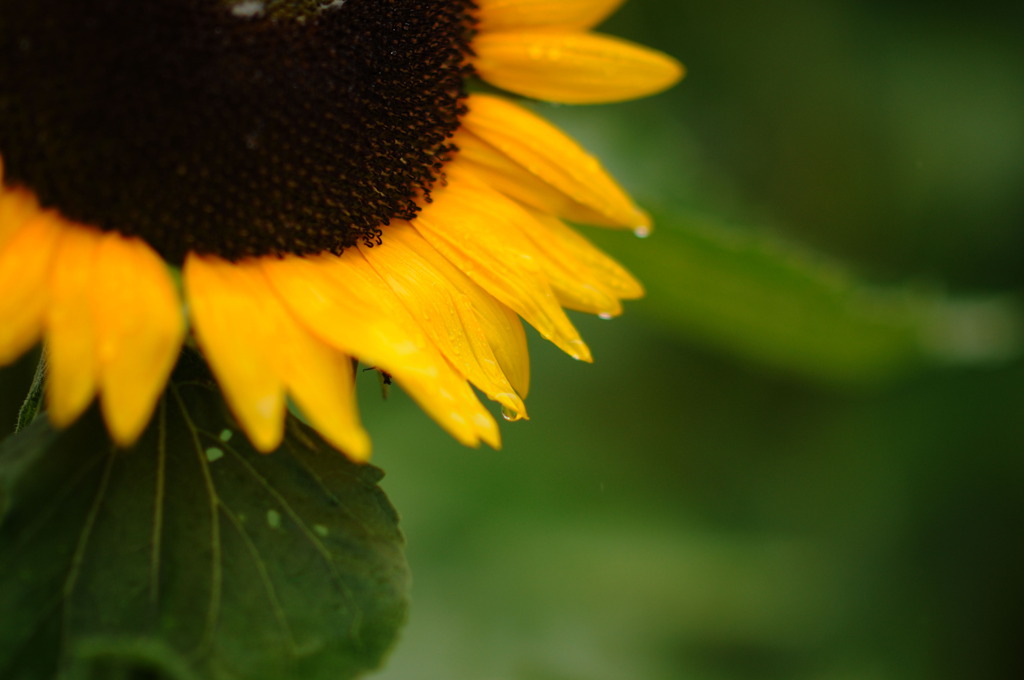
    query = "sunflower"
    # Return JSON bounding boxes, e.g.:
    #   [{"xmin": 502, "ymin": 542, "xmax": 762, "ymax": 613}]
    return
[{"xmin": 0, "ymin": 0, "xmax": 681, "ymax": 460}]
